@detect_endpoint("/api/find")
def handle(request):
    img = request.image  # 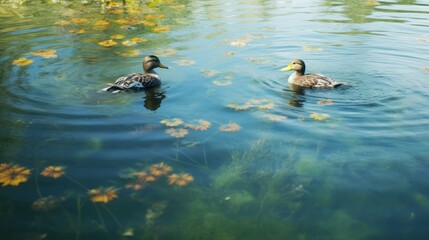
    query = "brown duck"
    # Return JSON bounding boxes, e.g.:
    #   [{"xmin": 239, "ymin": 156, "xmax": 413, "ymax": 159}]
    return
[
  {"xmin": 281, "ymin": 59, "xmax": 346, "ymax": 88},
  {"xmin": 103, "ymin": 55, "xmax": 168, "ymax": 93}
]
